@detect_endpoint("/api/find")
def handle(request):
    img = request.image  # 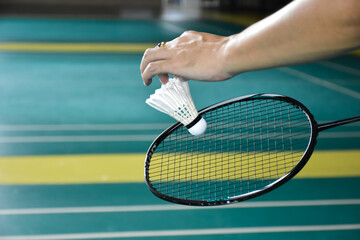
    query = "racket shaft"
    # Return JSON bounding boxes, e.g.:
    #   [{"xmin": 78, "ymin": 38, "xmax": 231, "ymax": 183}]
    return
[{"xmin": 318, "ymin": 116, "xmax": 360, "ymax": 132}]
